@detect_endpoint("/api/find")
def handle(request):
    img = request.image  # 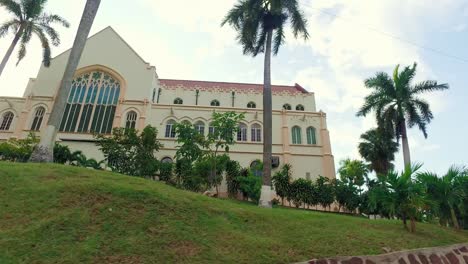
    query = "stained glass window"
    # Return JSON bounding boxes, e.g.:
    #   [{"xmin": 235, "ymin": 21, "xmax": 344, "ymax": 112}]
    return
[
  {"xmin": 31, "ymin": 107, "xmax": 45, "ymax": 131},
  {"xmin": 0, "ymin": 111, "xmax": 14, "ymax": 131},
  {"xmin": 59, "ymin": 71, "xmax": 120, "ymax": 134}
]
